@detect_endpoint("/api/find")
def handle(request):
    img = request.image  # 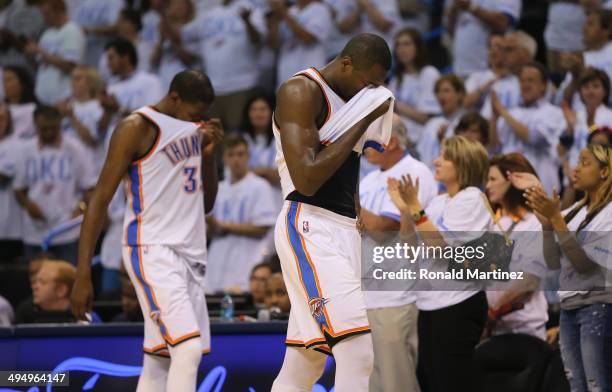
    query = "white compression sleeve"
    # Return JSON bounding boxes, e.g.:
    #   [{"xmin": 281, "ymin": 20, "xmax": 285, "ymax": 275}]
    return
[
  {"xmin": 331, "ymin": 333, "xmax": 374, "ymax": 392},
  {"xmin": 137, "ymin": 353, "xmax": 170, "ymax": 392},
  {"xmin": 166, "ymin": 338, "xmax": 202, "ymax": 391},
  {"xmin": 271, "ymin": 346, "xmax": 328, "ymax": 392}
]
